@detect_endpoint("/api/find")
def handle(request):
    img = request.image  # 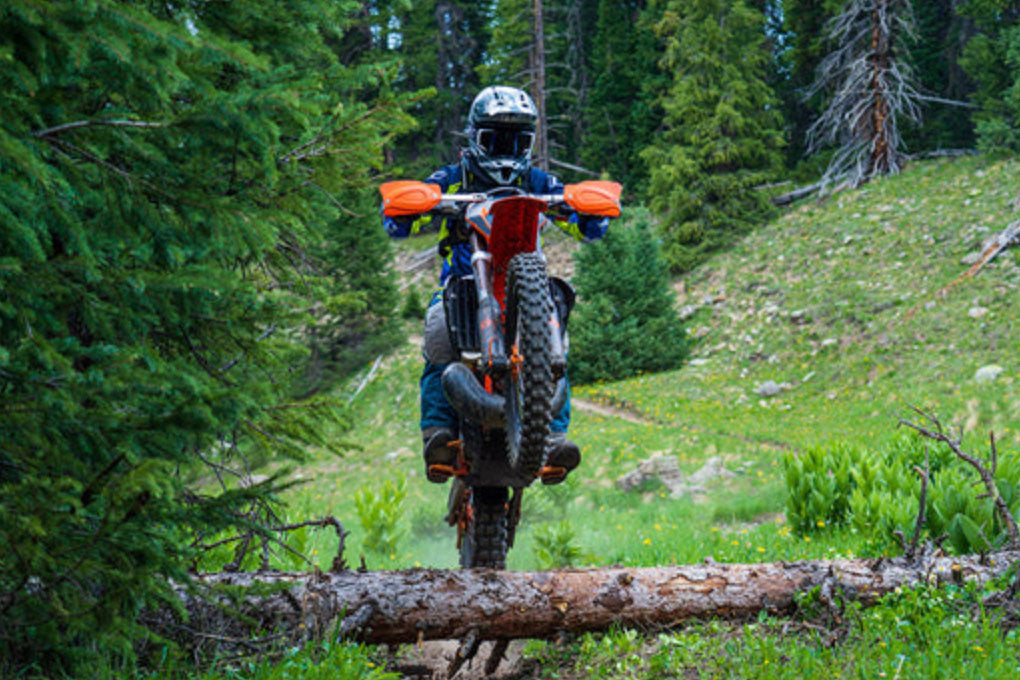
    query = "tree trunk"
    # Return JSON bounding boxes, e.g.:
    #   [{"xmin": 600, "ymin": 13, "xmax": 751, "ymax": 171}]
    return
[
  {"xmin": 531, "ymin": 0, "xmax": 549, "ymax": 171},
  {"xmin": 165, "ymin": 551, "xmax": 1019, "ymax": 650}
]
